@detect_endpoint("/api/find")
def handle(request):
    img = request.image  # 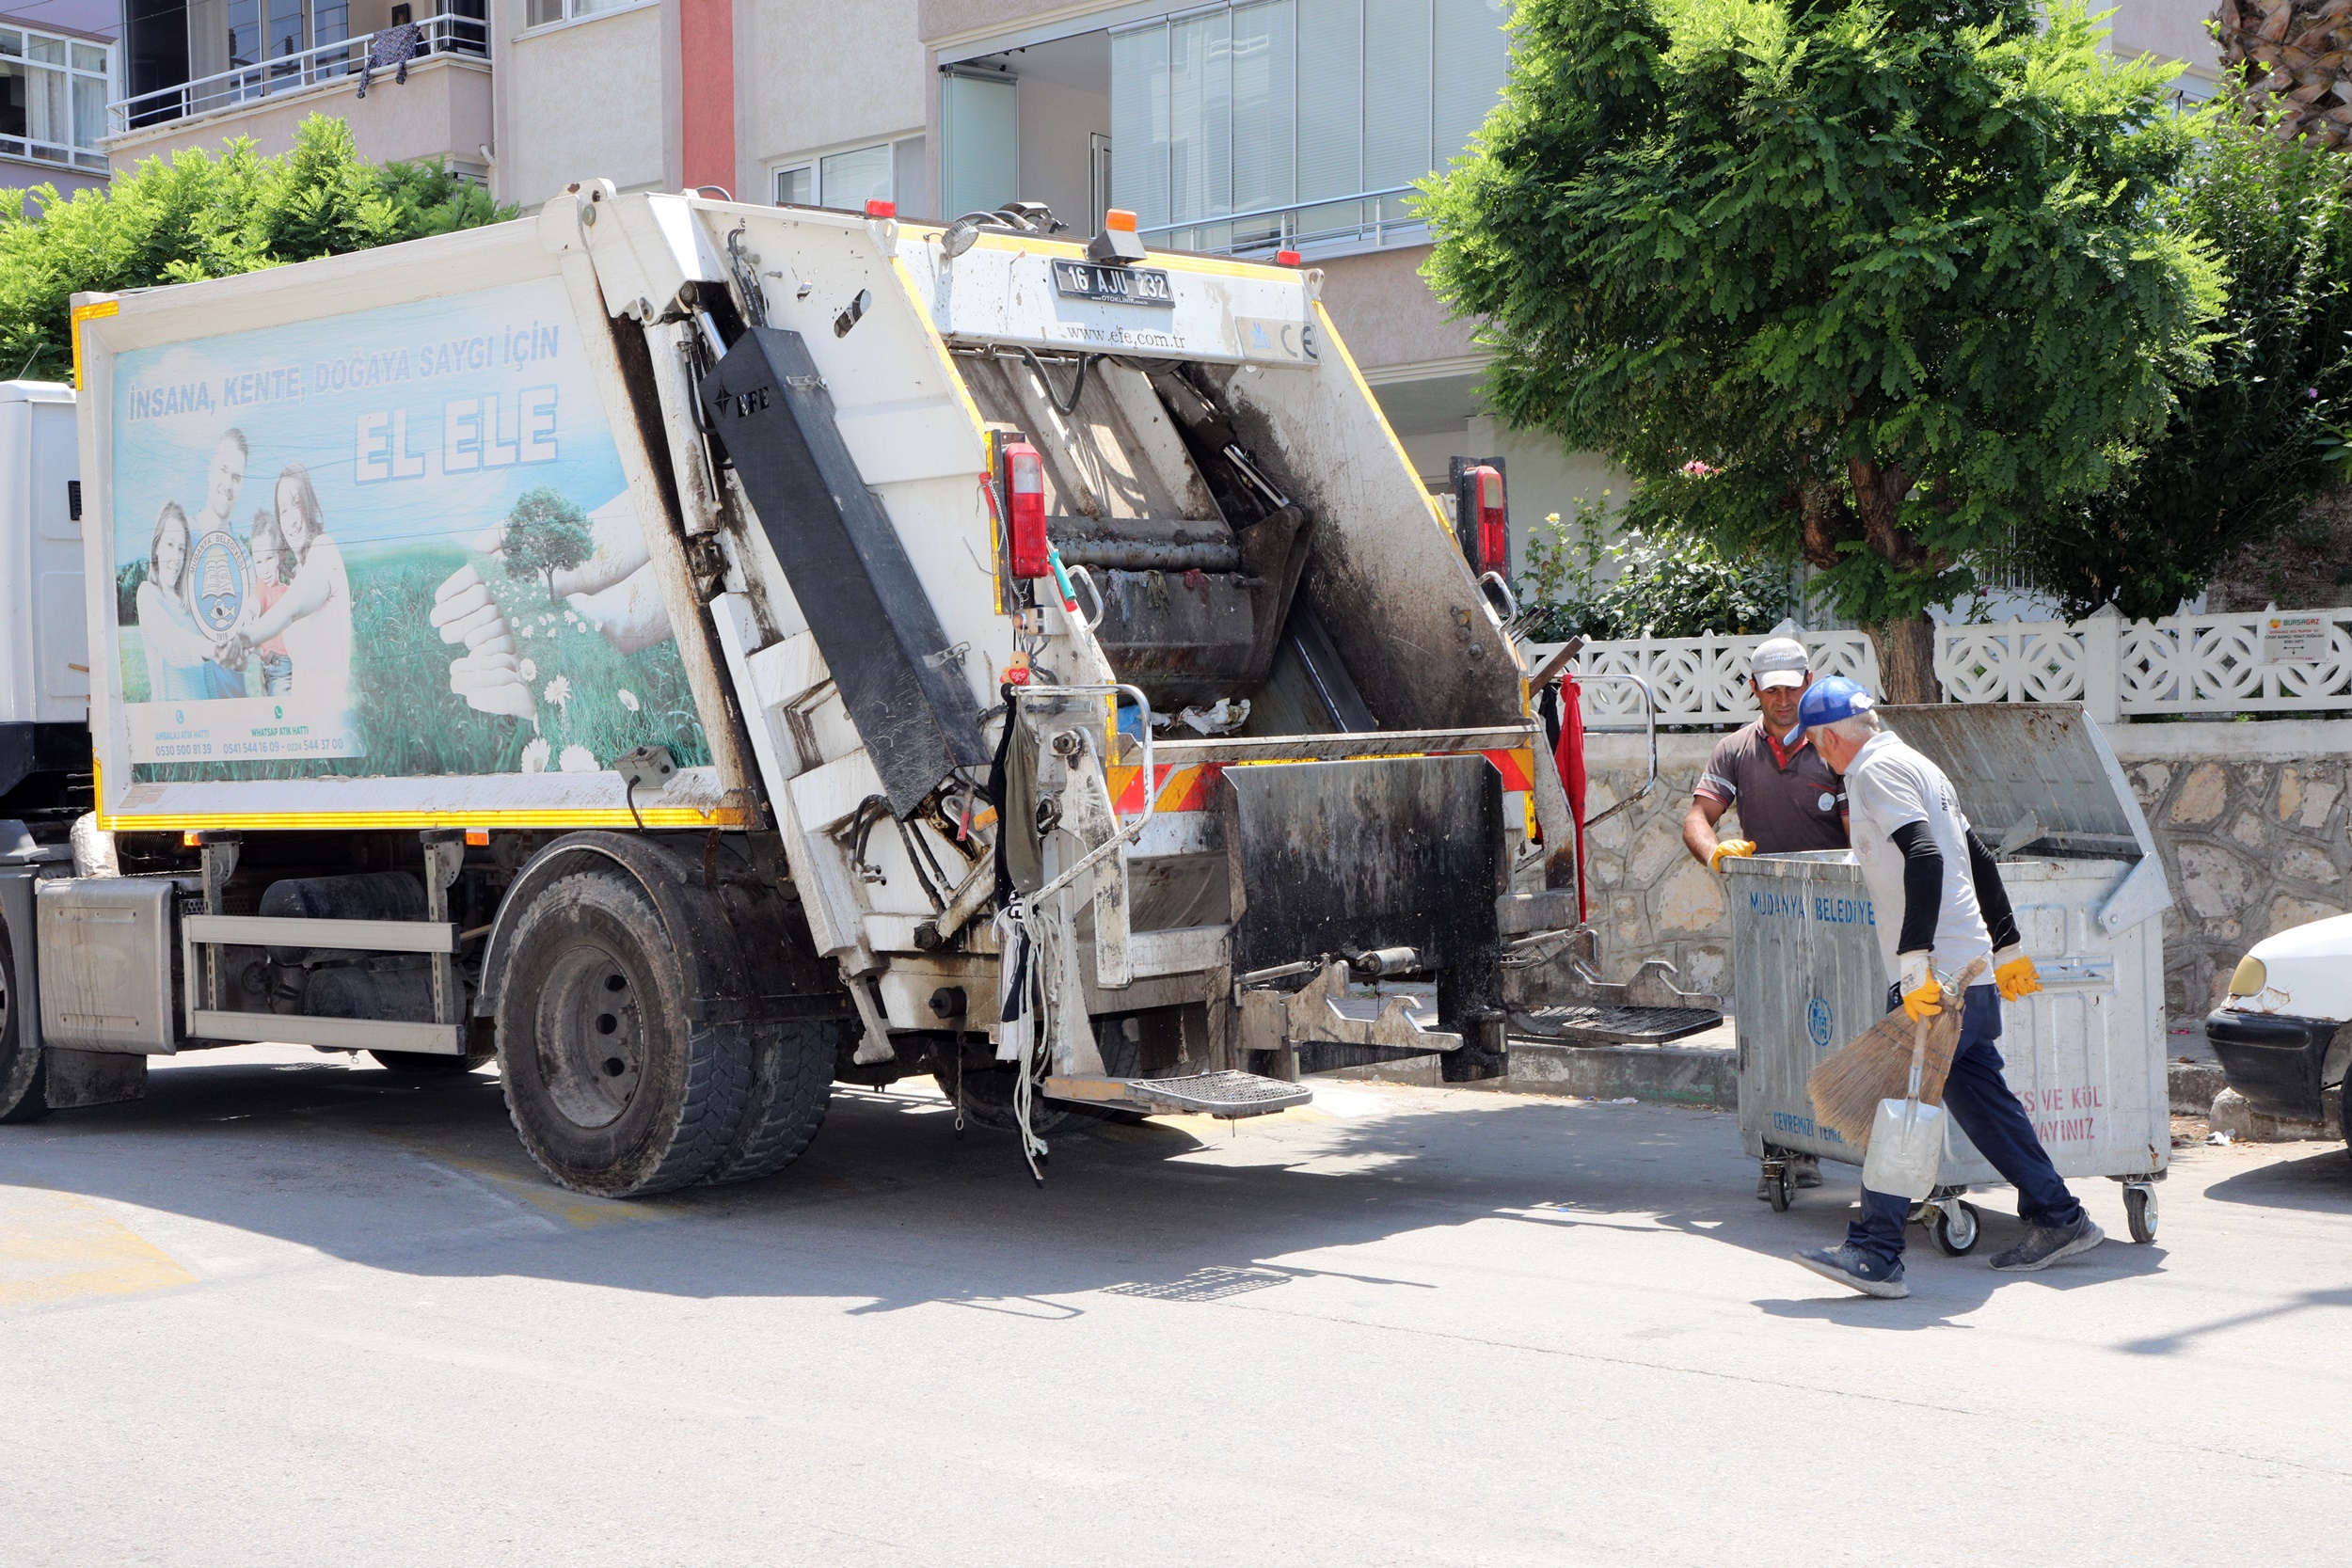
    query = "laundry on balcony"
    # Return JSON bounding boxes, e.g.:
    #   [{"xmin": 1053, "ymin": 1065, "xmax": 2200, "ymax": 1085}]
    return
[{"xmin": 356, "ymin": 24, "xmax": 422, "ymax": 100}]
